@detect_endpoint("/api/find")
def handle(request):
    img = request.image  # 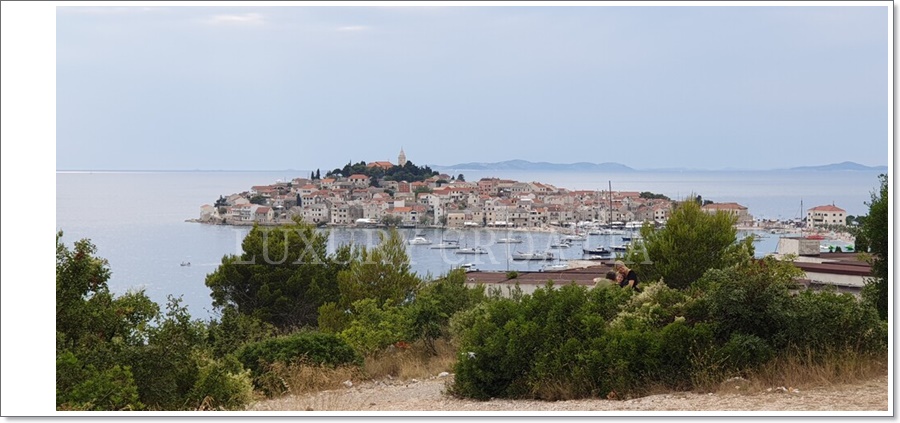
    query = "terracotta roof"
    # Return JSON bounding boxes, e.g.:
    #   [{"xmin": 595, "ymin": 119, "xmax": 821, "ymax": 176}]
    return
[
  {"xmin": 465, "ymin": 265, "xmax": 616, "ymax": 286},
  {"xmin": 702, "ymin": 202, "xmax": 747, "ymax": 210},
  {"xmin": 808, "ymin": 205, "xmax": 845, "ymax": 212}
]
